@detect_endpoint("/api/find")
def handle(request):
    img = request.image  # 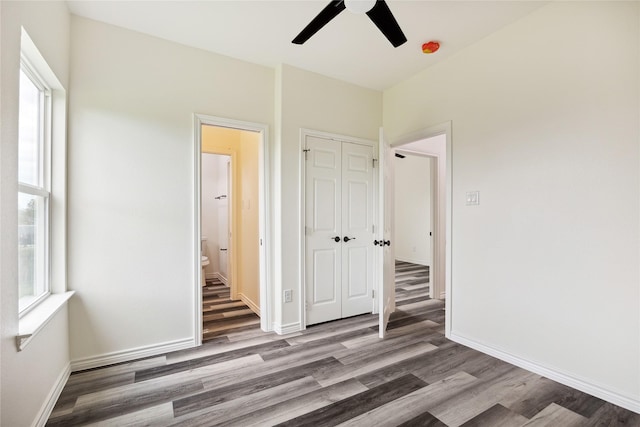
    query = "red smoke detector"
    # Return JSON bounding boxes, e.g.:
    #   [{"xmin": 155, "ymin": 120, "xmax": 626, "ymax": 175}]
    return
[{"xmin": 422, "ymin": 41, "xmax": 440, "ymax": 54}]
